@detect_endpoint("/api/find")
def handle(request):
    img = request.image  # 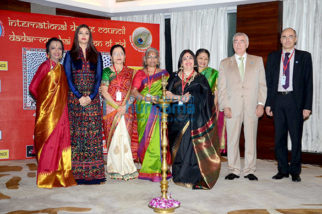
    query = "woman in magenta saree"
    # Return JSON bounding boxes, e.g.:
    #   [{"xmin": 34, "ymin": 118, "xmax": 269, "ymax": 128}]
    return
[
  {"xmin": 196, "ymin": 48, "xmax": 227, "ymax": 155},
  {"xmin": 29, "ymin": 38, "xmax": 76, "ymax": 188},
  {"xmin": 131, "ymin": 48, "xmax": 171, "ymax": 182}
]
